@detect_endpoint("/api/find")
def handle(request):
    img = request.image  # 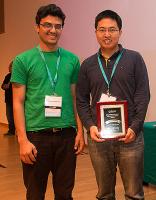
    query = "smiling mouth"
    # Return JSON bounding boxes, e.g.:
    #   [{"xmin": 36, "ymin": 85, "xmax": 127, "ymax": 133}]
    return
[
  {"xmin": 48, "ymin": 34, "xmax": 57, "ymax": 40},
  {"xmin": 104, "ymin": 38, "xmax": 112, "ymax": 43},
  {"xmin": 47, "ymin": 32, "xmax": 56, "ymax": 36}
]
